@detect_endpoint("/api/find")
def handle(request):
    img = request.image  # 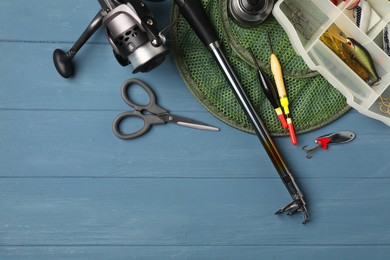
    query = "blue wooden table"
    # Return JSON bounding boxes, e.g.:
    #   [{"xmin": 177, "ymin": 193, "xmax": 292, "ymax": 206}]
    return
[{"xmin": 1, "ymin": 1, "xmax": 390, "ymax": 259}]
